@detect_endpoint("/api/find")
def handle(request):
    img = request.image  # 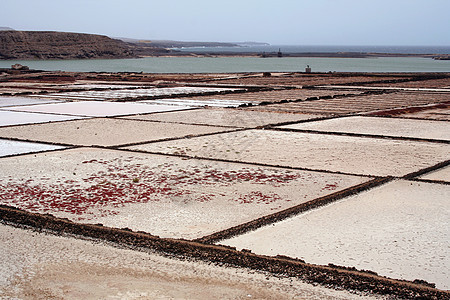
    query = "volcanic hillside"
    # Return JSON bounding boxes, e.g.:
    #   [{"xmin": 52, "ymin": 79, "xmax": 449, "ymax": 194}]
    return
[{"xmin": 0, "ymin": 30, "xmax": 135, "ymax": 60}]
